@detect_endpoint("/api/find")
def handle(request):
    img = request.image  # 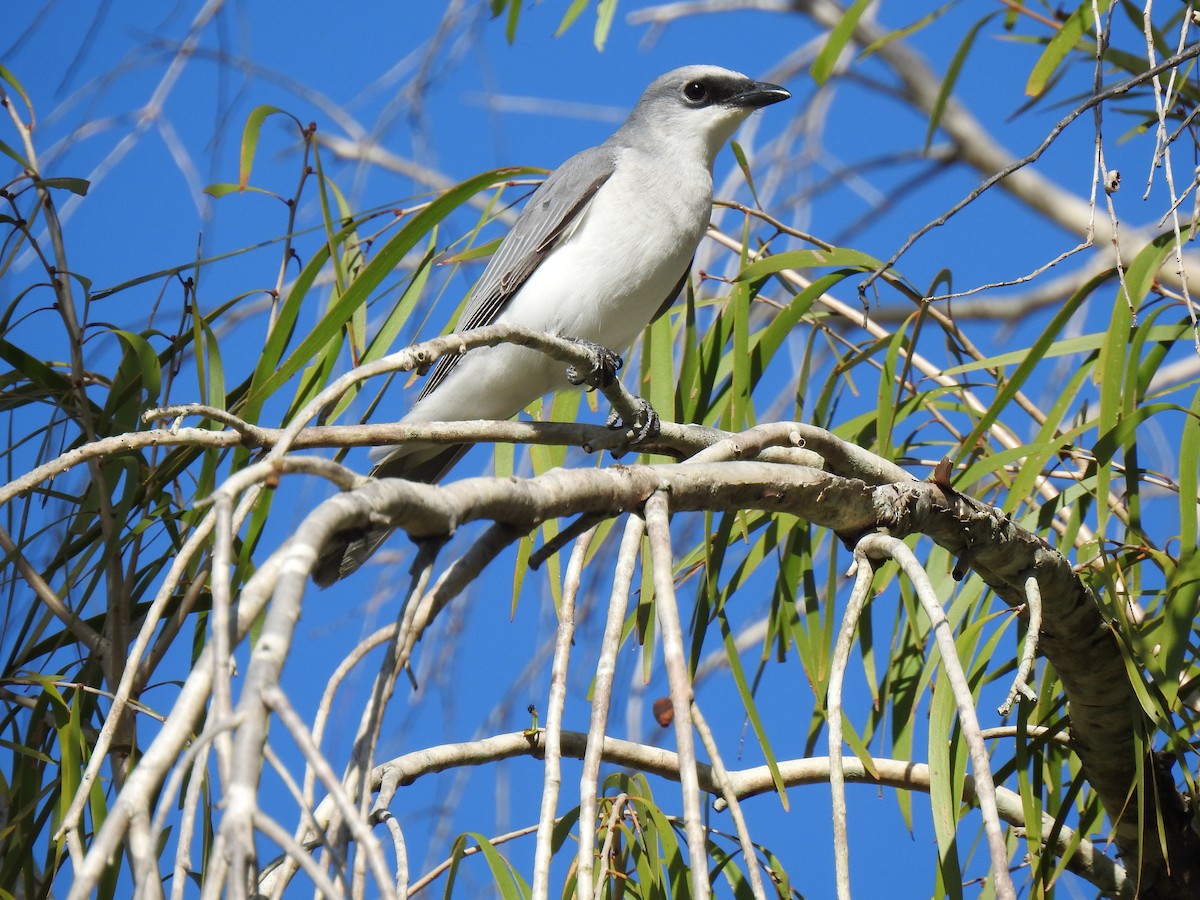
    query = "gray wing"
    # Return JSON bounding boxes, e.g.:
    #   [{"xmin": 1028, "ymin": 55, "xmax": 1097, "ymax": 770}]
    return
[
  {"xmin": 651, "ymin": 258, "xmax": 693, "ymax": 324},
  {"xmin": 420, "ymin": 145, "xmax": 617, "ymax": 400}
]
